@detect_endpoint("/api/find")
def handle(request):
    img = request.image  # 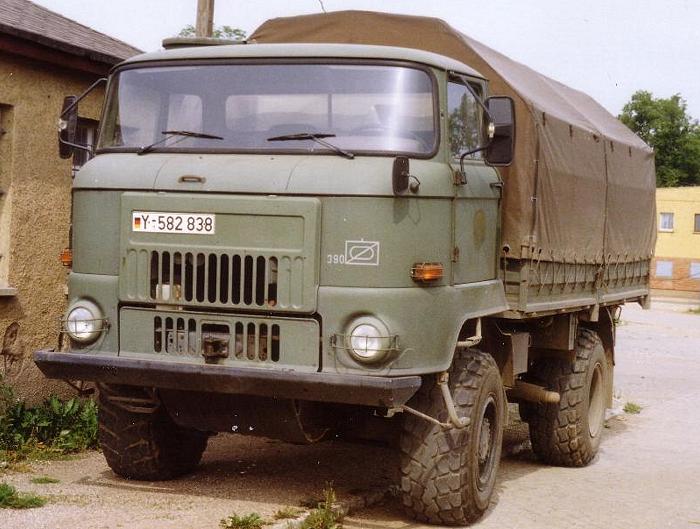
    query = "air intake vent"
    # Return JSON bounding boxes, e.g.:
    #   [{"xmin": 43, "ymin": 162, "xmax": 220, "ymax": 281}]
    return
[
  {"xmin": 154, "ymin": 315, "xmax": 280, "ymax": 362},
  {"xmin": 148, "ymin": 251, "xmax": 282, "ymax": 308}
]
